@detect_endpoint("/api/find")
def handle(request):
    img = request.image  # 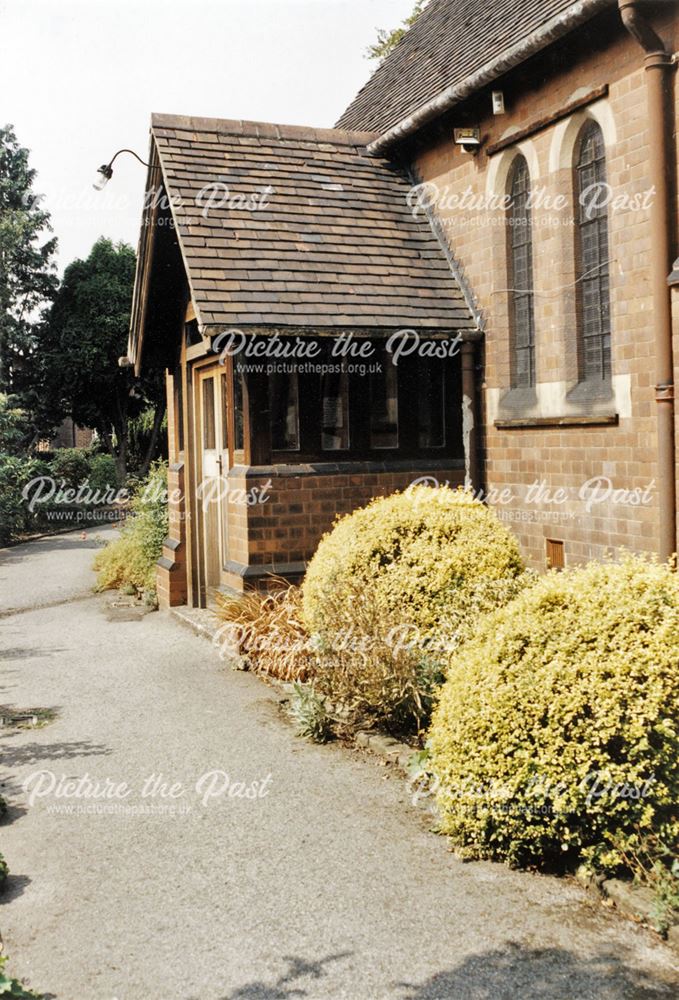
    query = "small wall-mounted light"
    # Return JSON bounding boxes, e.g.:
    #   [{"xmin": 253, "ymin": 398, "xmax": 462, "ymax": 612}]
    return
[
  {"xmin": 454, "ymin": 127, "xmax": 482, "ymax": 154},
  {"xmin": 668, "ymin": 257, "xmax": 679, "ymax": 287},
  {"xmin": 92, "ymin": 148, "xmax": 151, "ymax": 190},
  {"xmin": 492, "ymin": 91, "xmax": 506, "ymax": 115},
  {"xmin": 93, "ymin": 164, "xmax": 114, "ymax": 190}
]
